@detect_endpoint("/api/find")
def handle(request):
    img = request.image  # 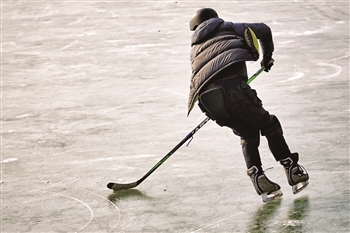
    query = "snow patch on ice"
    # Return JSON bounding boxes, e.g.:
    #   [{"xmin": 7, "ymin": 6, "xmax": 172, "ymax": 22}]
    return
[
  {"xmin": 15, "ymin": 113, "xmax": 33, "ymax": 119},
  {"xmin": 1, "ymin": 158, "xmax": 18, "ymax": 163}
]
